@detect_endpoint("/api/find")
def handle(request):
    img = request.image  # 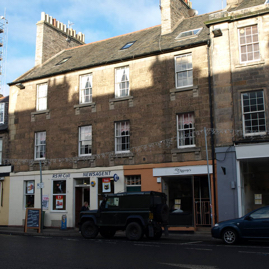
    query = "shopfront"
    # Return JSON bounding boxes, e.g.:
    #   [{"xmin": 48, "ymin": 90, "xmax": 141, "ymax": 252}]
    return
[
  {"xmin": 153, "ymin": 165, "xmax": 213, "ymax": 229},
  {"xmin": 236, "ymin": 143, "xmax": 269, "ymax": 217},
  {"xmin": 8, "ymin": 166, "xmax": 124, "ymax": 228}
]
